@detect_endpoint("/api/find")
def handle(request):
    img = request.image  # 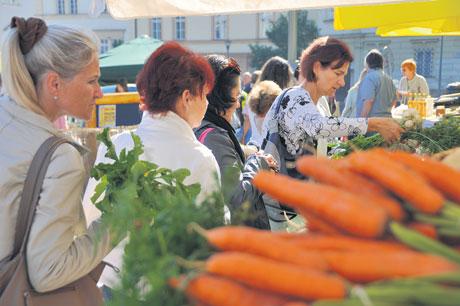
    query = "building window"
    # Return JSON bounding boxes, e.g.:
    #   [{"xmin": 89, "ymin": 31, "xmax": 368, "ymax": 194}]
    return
[
  {"xmin": 57, "ymin": 0, "xmax": 65, "ymax": 15},
  {"xmin": 100, "ymin": 39, "xmax": 110, "ymax": 54},
  {"xmin": 152, "ymin": 18, "xmax": 162, "ymax": 40},
  {"xmin": 323, "ymin": 8, "xmax": 334, "ymax": 22},
  {"xmin": 259, "ymin": 13, "xmax": 274, "ymax": 38},
  {"xmin": 214, "ymin": 15, "xmax": 228, "ymax": 40},
  {"xmin": 415, "ymin": 48, "xmax": 433, "ymax": 77},
  {"xmin": 70, "ymin": 0, "xmax": 78, "ymax": 14},
  {"xmin": 1, "ymin": 0, "xmax": 20, "ymax": 5},
  {"xmin": 175, "ymin": 16, "xmax": 185, "ymax": 40}
]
